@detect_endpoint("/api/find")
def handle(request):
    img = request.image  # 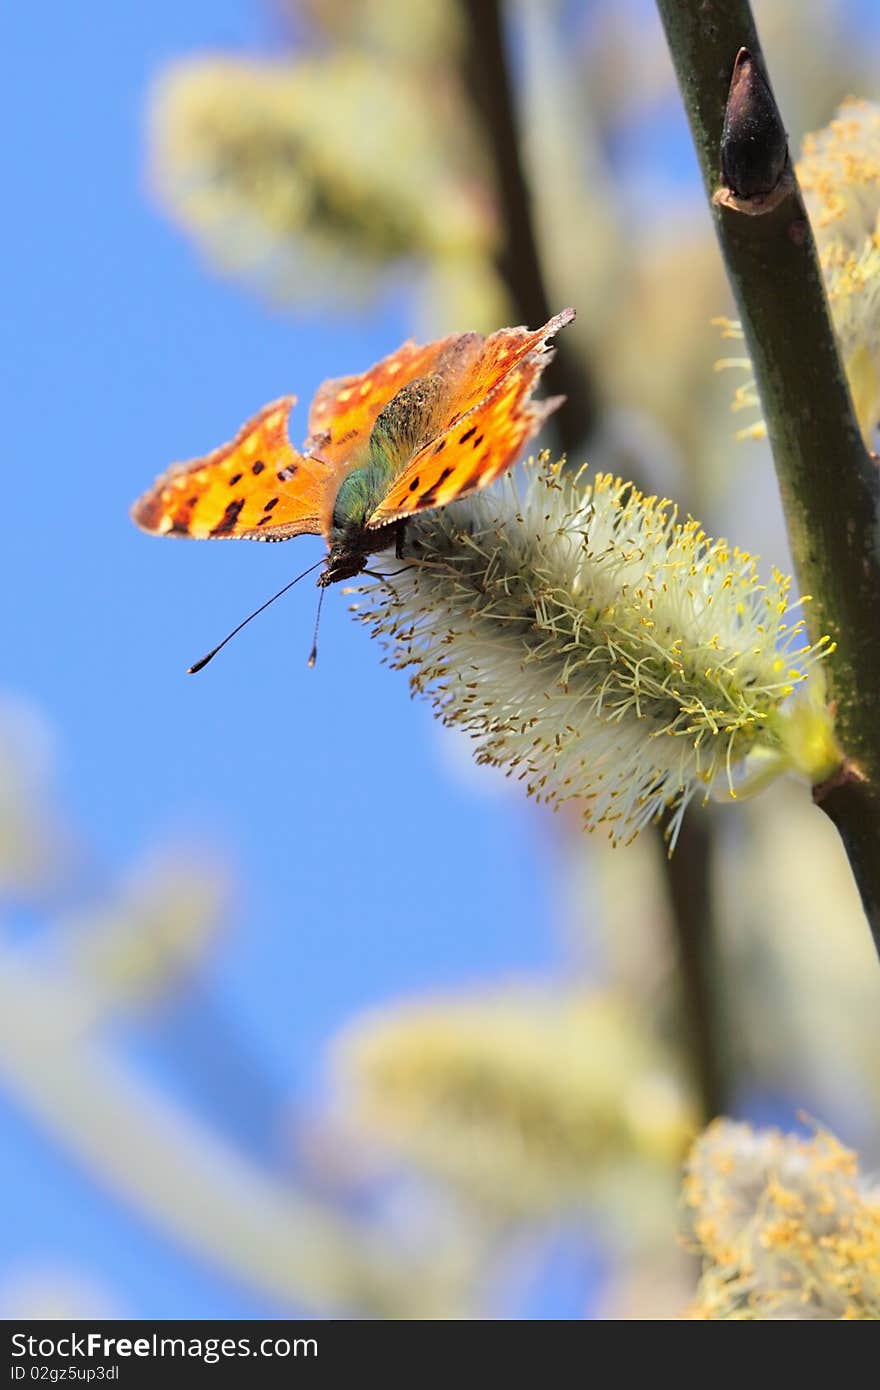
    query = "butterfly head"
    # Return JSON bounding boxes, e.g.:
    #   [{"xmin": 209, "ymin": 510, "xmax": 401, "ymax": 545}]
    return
[
  {"xmin": 320, "ymin": 516, "xmax": 405, "ymax": 588},
  {"xmin": 318, "ymin": 545, "xmax": 369, "ymax": 588}
]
